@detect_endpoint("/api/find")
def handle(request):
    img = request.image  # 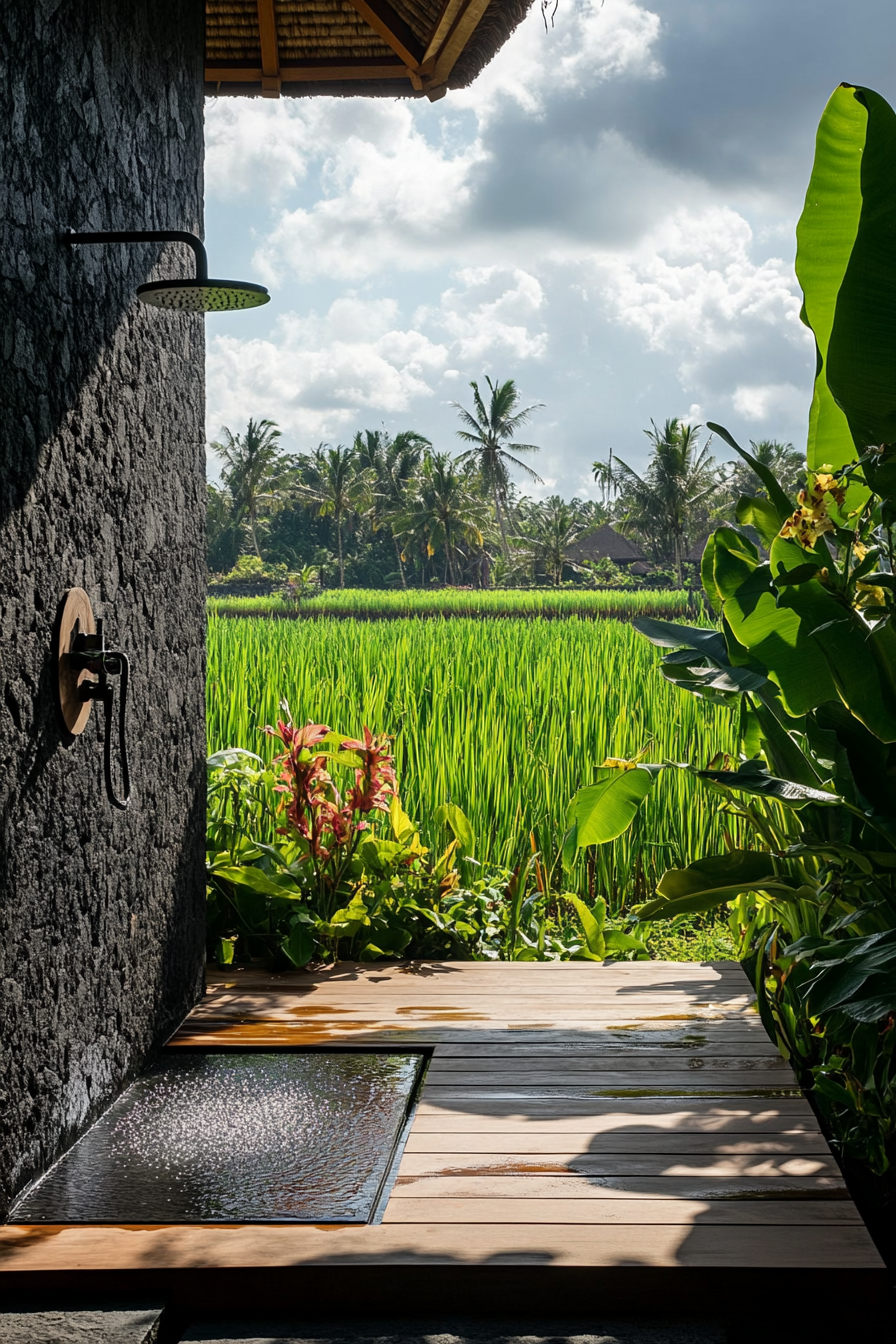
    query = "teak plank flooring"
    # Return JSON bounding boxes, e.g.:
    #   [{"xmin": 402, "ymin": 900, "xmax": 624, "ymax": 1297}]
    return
[{"xmin": 0, "ymin": 959, "xmax": 886, "ymax": 1311}]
